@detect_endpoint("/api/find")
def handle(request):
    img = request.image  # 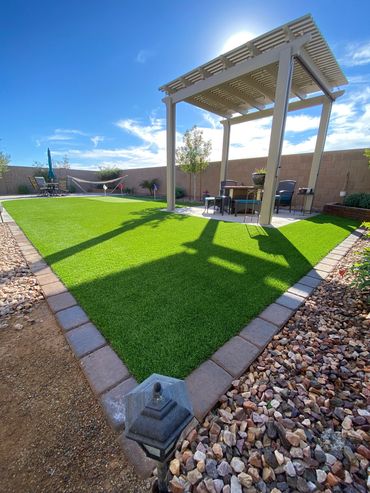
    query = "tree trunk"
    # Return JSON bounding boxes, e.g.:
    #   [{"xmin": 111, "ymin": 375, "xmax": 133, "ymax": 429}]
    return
[{"xmin": 193, "ymin": 174, "xmax": 196, "ymax": 202}]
